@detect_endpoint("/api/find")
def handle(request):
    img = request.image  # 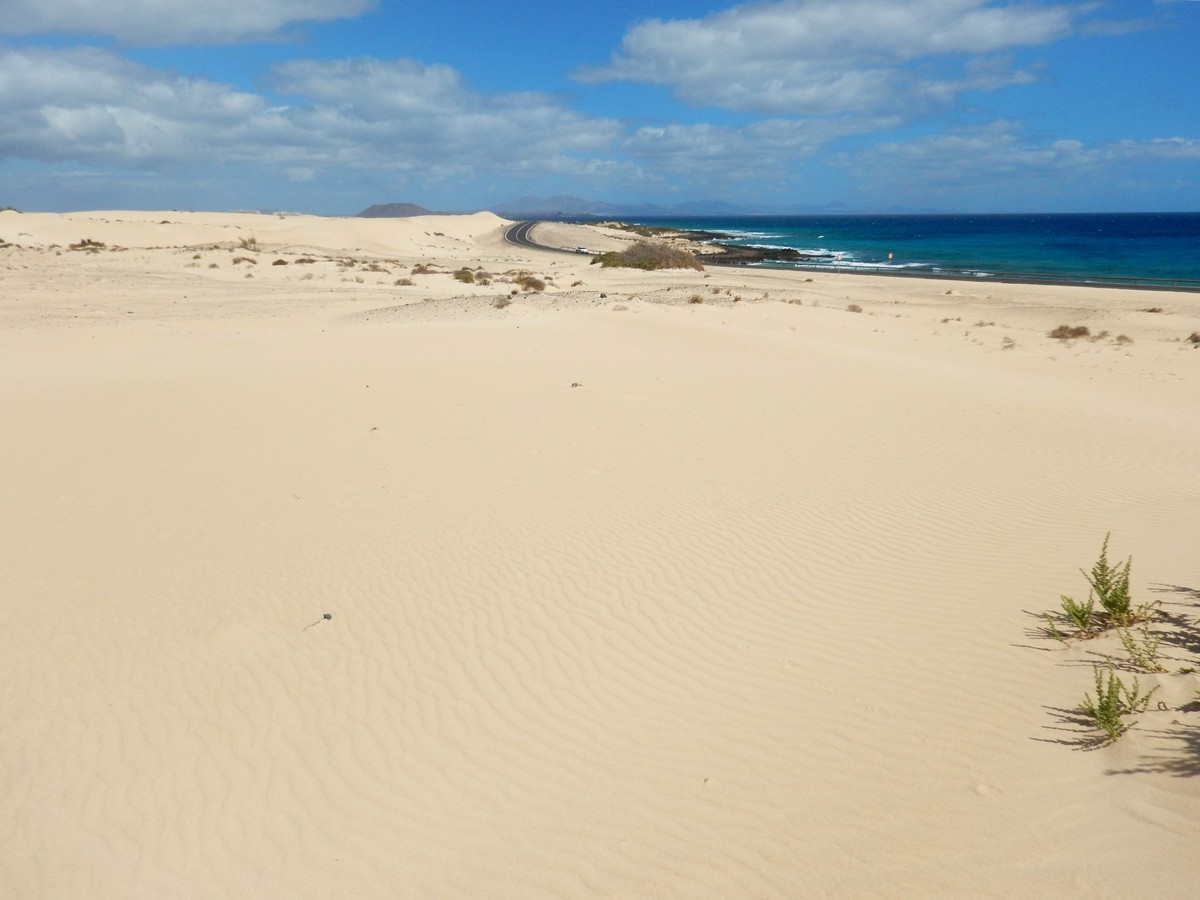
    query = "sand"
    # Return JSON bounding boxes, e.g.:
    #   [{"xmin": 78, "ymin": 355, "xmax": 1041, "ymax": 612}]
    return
[{"xmin": 2, "ymin": 209, "xmax": 1199, "ymax": 898}]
